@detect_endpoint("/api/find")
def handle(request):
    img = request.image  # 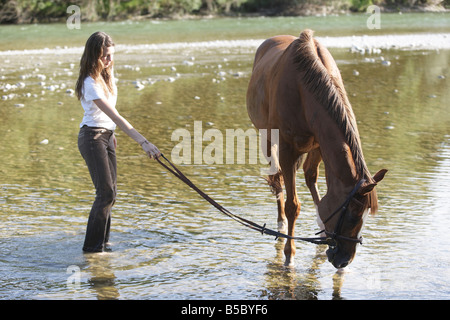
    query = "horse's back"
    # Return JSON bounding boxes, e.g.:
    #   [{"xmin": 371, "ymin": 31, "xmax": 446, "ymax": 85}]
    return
[
  {"xmin": 247, "ymin": 30, "xmax": 345, "ymax": 132},
  {"xmin": 247, "ymin": 35, "xmax": 297, "ymax": 129}
]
